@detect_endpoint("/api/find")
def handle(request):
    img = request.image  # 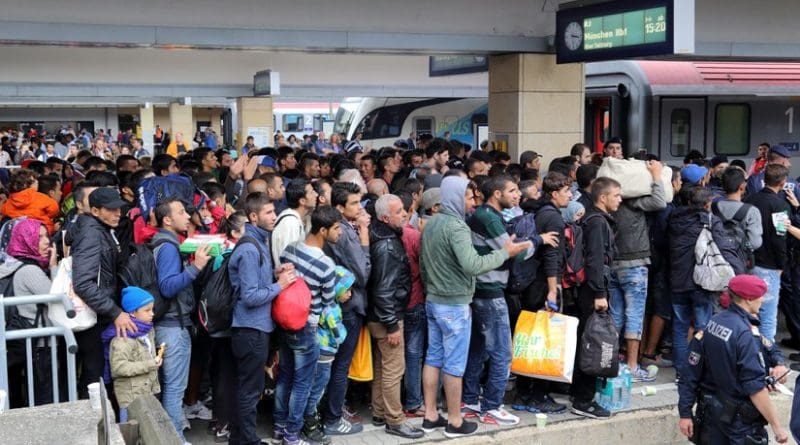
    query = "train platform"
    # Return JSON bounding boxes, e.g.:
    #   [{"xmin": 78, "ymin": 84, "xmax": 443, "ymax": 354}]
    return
[{"xmin": 184, "ymin": 349, "xmax": 797, "ymax": 445}]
